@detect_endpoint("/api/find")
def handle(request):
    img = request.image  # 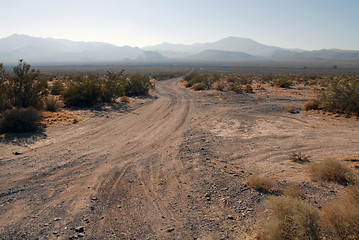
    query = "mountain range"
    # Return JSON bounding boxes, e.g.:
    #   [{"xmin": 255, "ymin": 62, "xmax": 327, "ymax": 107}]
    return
[{"xmin": 0, "ymin": 34, "xmax": 358, "ymax": 65}]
